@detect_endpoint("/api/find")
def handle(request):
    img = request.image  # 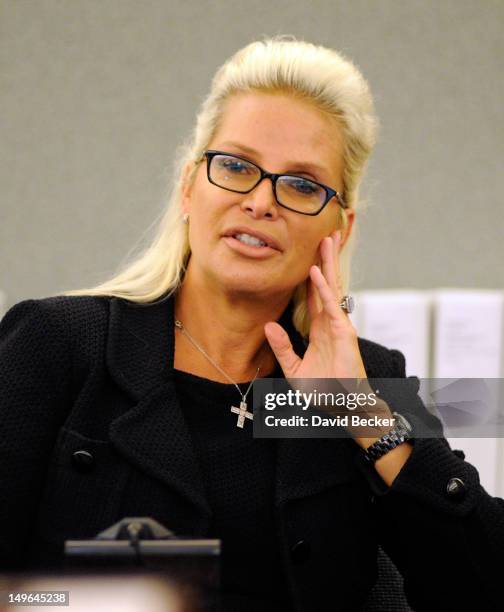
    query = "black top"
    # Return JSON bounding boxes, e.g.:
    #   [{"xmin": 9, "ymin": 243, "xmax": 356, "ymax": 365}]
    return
[
  {"xmin": 174, "ymin": 365, "xmax": 295, "ymax": 611},
  {"xmin": 2, "ymin": 295, "xmax": 499, "ymax": 611}
]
